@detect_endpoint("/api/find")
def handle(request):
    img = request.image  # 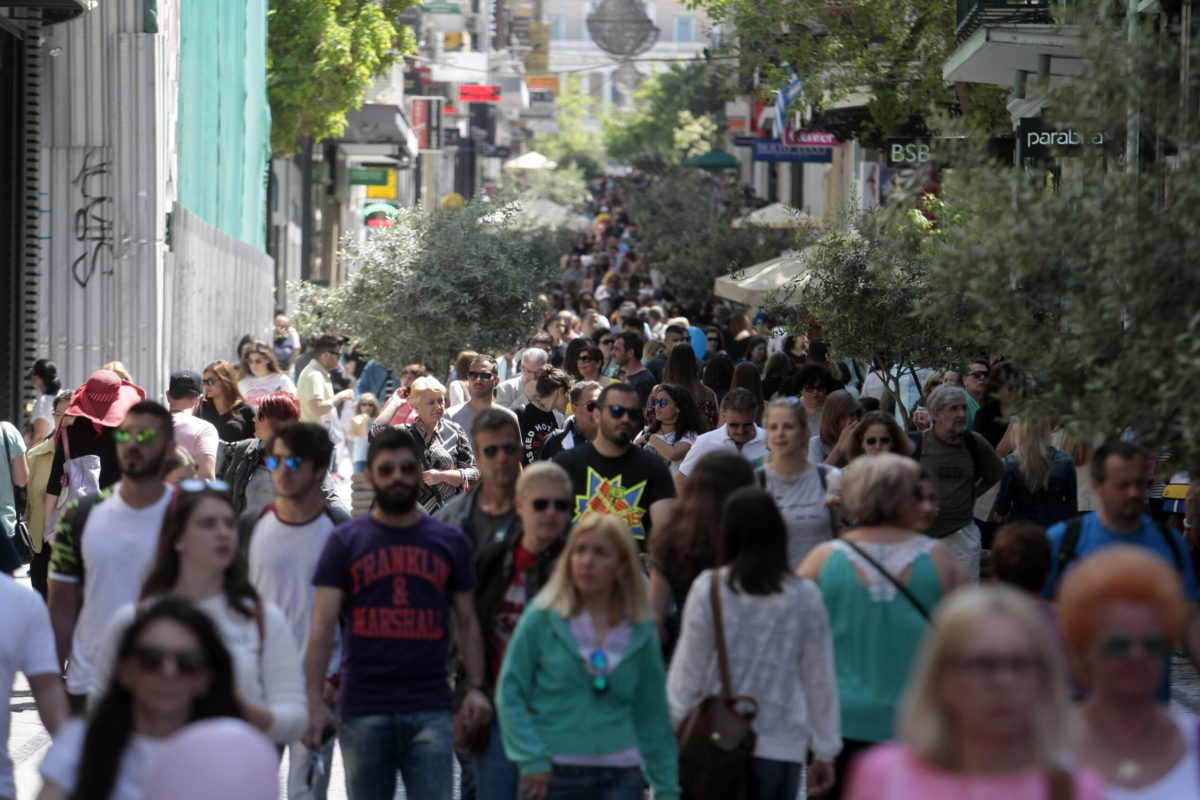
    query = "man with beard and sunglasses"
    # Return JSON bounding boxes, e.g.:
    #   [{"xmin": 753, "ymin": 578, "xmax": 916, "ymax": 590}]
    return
[
  {"xmin": 305, "ymin": 427, "xmax": 492, "ymax": 800},
  {"xmin": 46, "ymin": 400, "xmax": 176, "ymax": 713},
  {"xmin": 552, "ymin": 383, "xmax": 675, "ymax": 544}
]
